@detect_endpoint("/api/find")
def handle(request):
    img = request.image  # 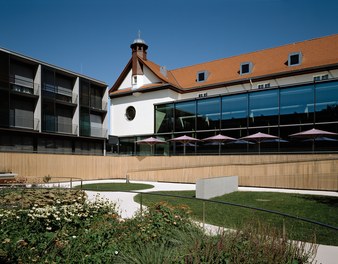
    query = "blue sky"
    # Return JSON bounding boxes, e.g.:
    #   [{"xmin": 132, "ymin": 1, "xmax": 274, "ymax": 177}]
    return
[{"xmin": 1, "ymin": 0, "xmax": 338, "ymax": 87}]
